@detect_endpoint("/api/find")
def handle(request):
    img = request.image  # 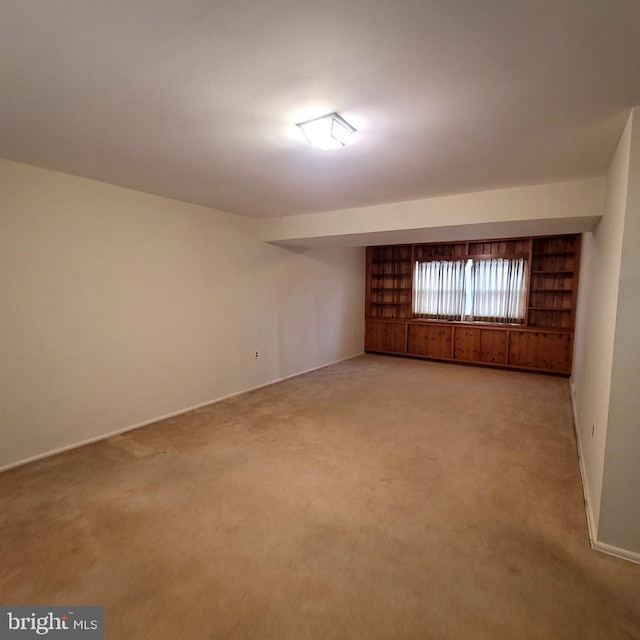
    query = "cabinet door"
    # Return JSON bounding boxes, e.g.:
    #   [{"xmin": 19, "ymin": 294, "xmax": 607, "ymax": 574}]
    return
[
  {"xmin": 365, "ymin": 321, "xmax": 406, "ymax": 354},
  {"xmin": 454, "ymin": 328, "xmax": 481, "ymax": 361},
  {"xmin": 385, "ymin": 323, "xmax": 407, "ymax": 353},
  {"xmin": 508, "ymin": 331, "xmax": 572, "ymax": 373},
  {"xmin": 479, "ymin": 329, "xmax": 508, "ymax": 364},
  {"xmin": 365, "ymin": 320, "xmax": 386, "ymax": 352},
  {"xmin": 407, "ymin": 324, "xmax": 452, "ymax": 359}
]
